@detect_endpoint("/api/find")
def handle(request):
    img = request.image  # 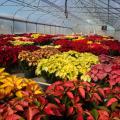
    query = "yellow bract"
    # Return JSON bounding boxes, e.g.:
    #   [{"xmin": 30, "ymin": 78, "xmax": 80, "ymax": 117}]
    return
[
  {"xmin": 87, "ymin": 41, "xmax": 93, "ymax": 44},
  {"xmin": 0, "ymin": 68, "xmax": 42, "ymax": 99},
  {"xmin": 40, "ymin": 45, "xmax": 61, "ymax": 49},
  {"xmin": 36, "ymin": 51, "xmax": 99, "ymax": 81},
  {"xmin": 73, "ymin": 36, "xmax": 85, "ymax": 41},
  {"xmin": 0, "ymin": 68, "xmax": 9, "ymax": 79},
  {"xmin": 31, "ymin": 33, "xmax": 41, "ymax": 38},
  {"xmin": 10, "ymin": 40, "xmax": 34, "ymax": 46}
]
